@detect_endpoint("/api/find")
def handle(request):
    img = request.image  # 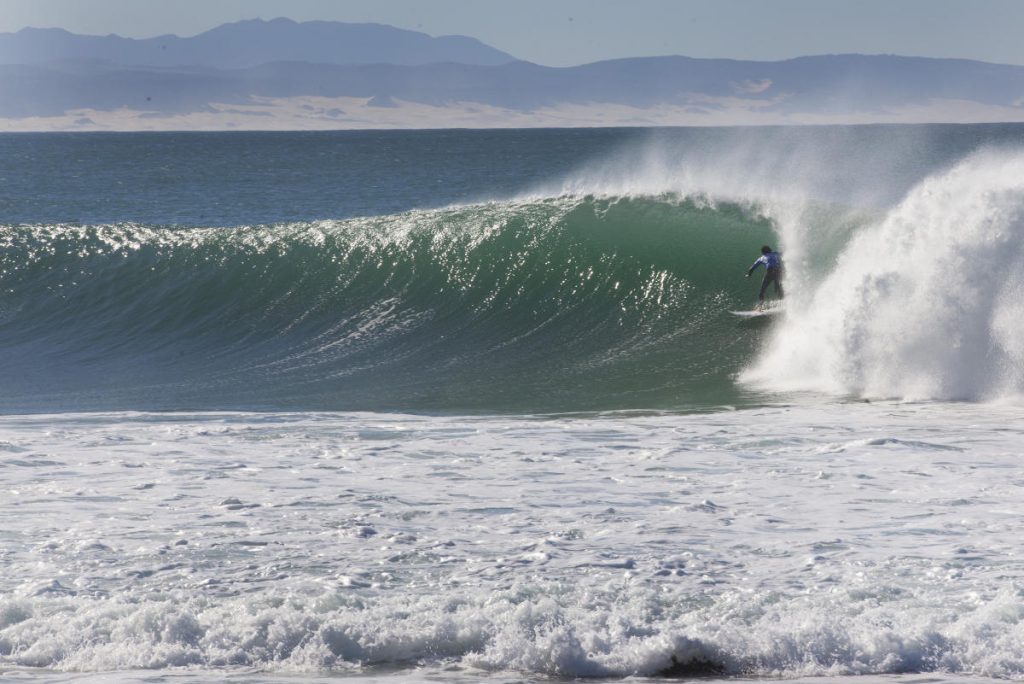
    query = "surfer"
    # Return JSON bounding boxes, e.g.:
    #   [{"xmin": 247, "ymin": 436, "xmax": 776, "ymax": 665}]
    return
[{"xmin": 746, "ymin": 245, "xmax": 783, "ymax": 309}]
